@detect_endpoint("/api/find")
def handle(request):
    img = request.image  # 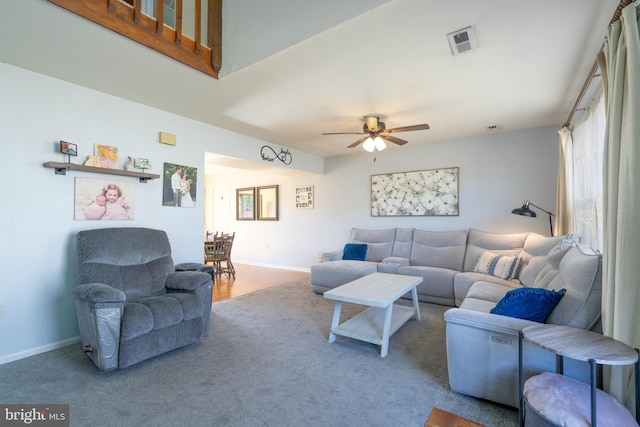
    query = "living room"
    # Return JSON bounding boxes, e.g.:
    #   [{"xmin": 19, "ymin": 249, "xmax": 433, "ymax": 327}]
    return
[{"xmin": 2, "ymin": 0, "xmax": 638, "ymax": 425}]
